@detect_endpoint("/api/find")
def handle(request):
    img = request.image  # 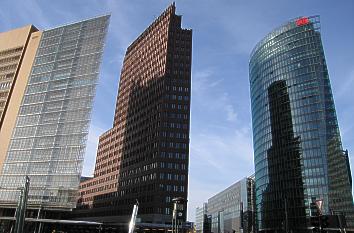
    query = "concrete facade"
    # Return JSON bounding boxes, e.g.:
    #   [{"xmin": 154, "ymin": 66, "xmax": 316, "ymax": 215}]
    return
[{"xmin": 0, "ymin": 25, "xmax": 39, "ymax": 172}]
